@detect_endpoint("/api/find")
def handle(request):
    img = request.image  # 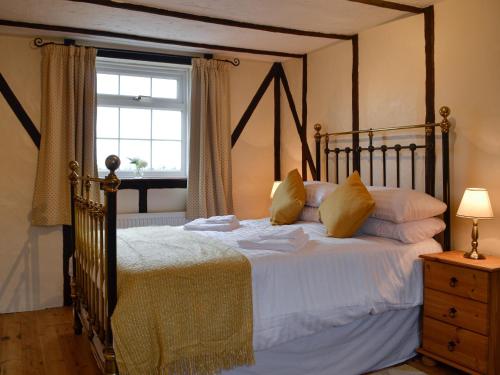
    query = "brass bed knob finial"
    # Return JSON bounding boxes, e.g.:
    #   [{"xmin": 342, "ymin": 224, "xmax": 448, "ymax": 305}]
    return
[
  {"xmin": 105, "ymin": 155, "xmax": 121, "ymax": 173},
  {"xmin": 103, "ymin": 155, "xmax": 121, "ymax": 193},
  {"xmin": 440, "ymin": 106, "xmax": 450, "ymax": 119},
  {"xmin": 69, "ymin": 160, "xmax": 79, "ymax": 172},
  {"xmin": 439, "ymin": 106, "xmax": 451, "ymax": 134},
  {"xmin": 314, "ymin": 123, "xmax": 322, "ymax": 141},
  {"xmin": 69, "ymin": 160, "xmax": 80, "ymax": 185}
]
